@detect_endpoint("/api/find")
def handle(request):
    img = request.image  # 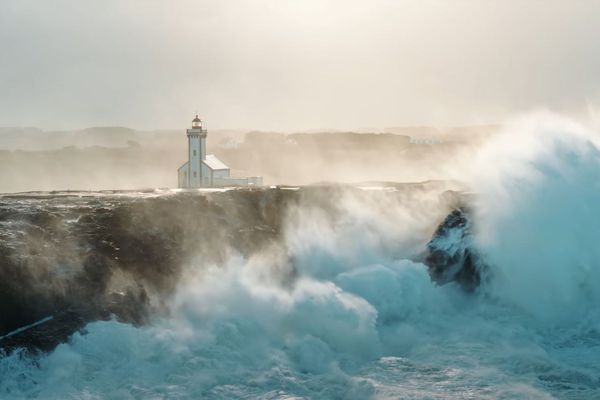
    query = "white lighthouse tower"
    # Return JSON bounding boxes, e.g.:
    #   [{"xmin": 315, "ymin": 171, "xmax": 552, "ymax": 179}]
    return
[
  {"xmin": 178, "ymin": 115, "xmax": 263, "ymax": 188},
  {"xmin": 186, "ymin": 115, "xmax": 207, "ymax": 187}
]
